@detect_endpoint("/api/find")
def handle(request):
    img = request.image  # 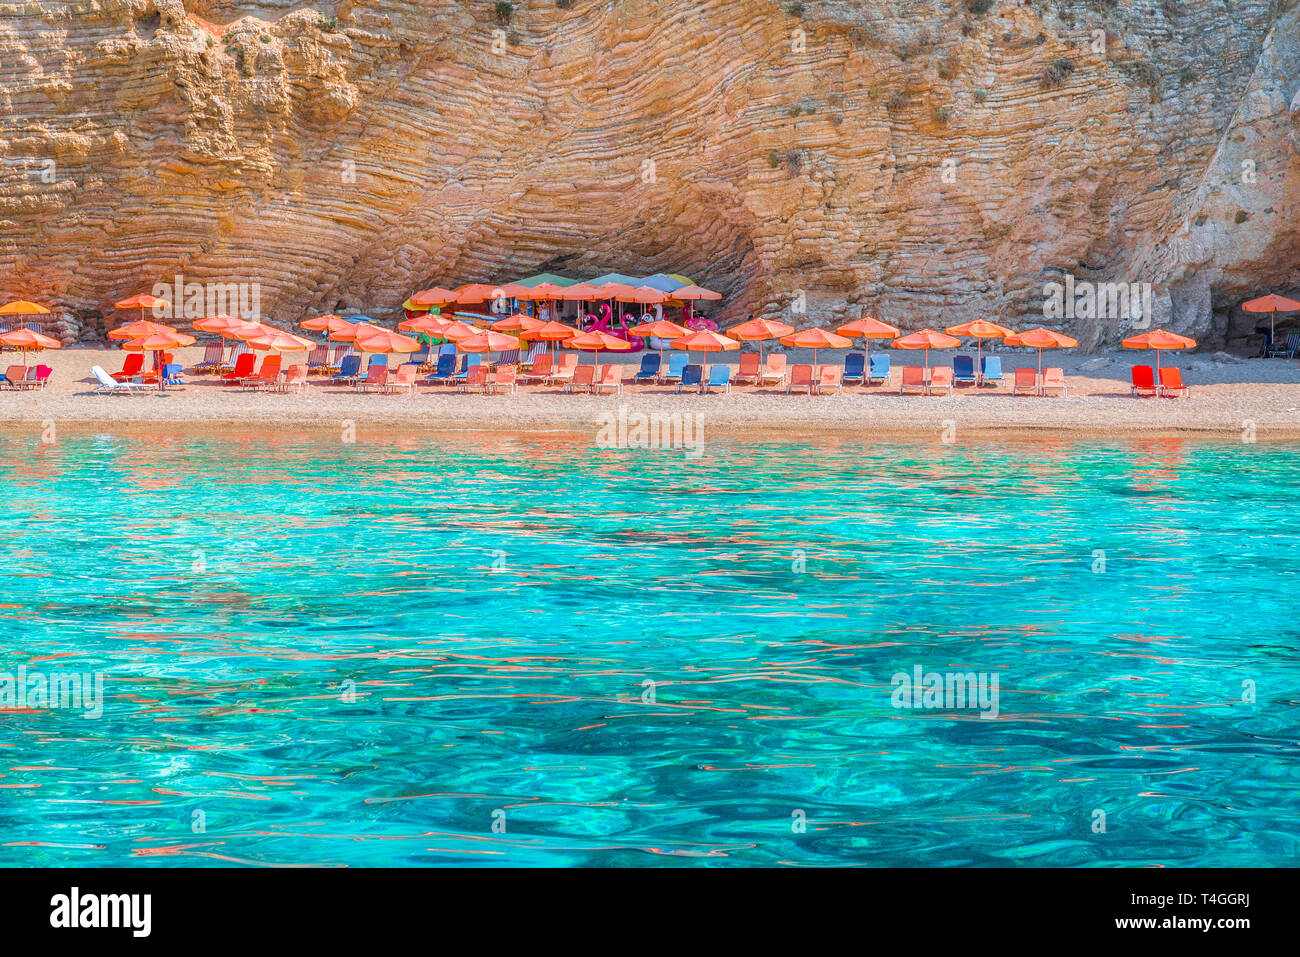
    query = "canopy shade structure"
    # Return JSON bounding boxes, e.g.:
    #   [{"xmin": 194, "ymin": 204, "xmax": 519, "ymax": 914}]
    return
[
  {"xmin": 637, "ymin": 273, "xmax": 689, "ymax": 293},
  {"xmin": 556, "ymin": 283, "xmax": 603, "ymax": 301},
  {"xmin": 510, "ymin": 273, "xmax": 579, "ymax": 288},
  {"xmin": 670, "ymin": 285, "xmax": 721, "ymax": 302},
  {"xmin": 586, "ymin": 273, "xmax": 641, "ymax": 287}
]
